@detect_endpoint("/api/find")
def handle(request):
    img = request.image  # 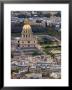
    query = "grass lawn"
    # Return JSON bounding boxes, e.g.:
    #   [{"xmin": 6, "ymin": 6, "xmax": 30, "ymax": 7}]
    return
[{"xmin": 41, "ymin": 42, "xmax": 61, "ymax": 55}]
